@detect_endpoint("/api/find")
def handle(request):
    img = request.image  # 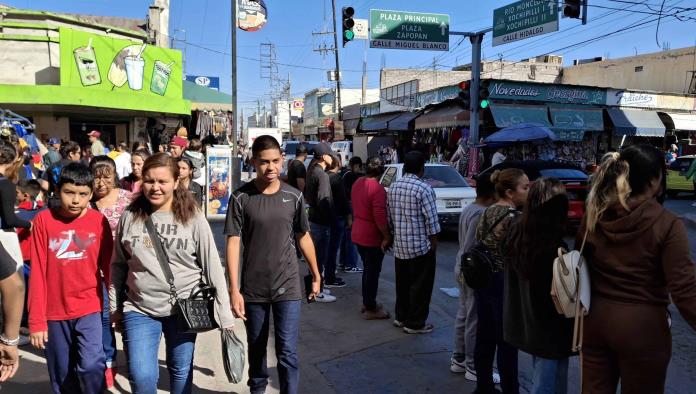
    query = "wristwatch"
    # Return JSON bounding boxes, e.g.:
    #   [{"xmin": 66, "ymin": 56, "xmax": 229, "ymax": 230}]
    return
[{"xmin": 0, "ymin": 333, "xmax": 20, "ymax": 346}]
